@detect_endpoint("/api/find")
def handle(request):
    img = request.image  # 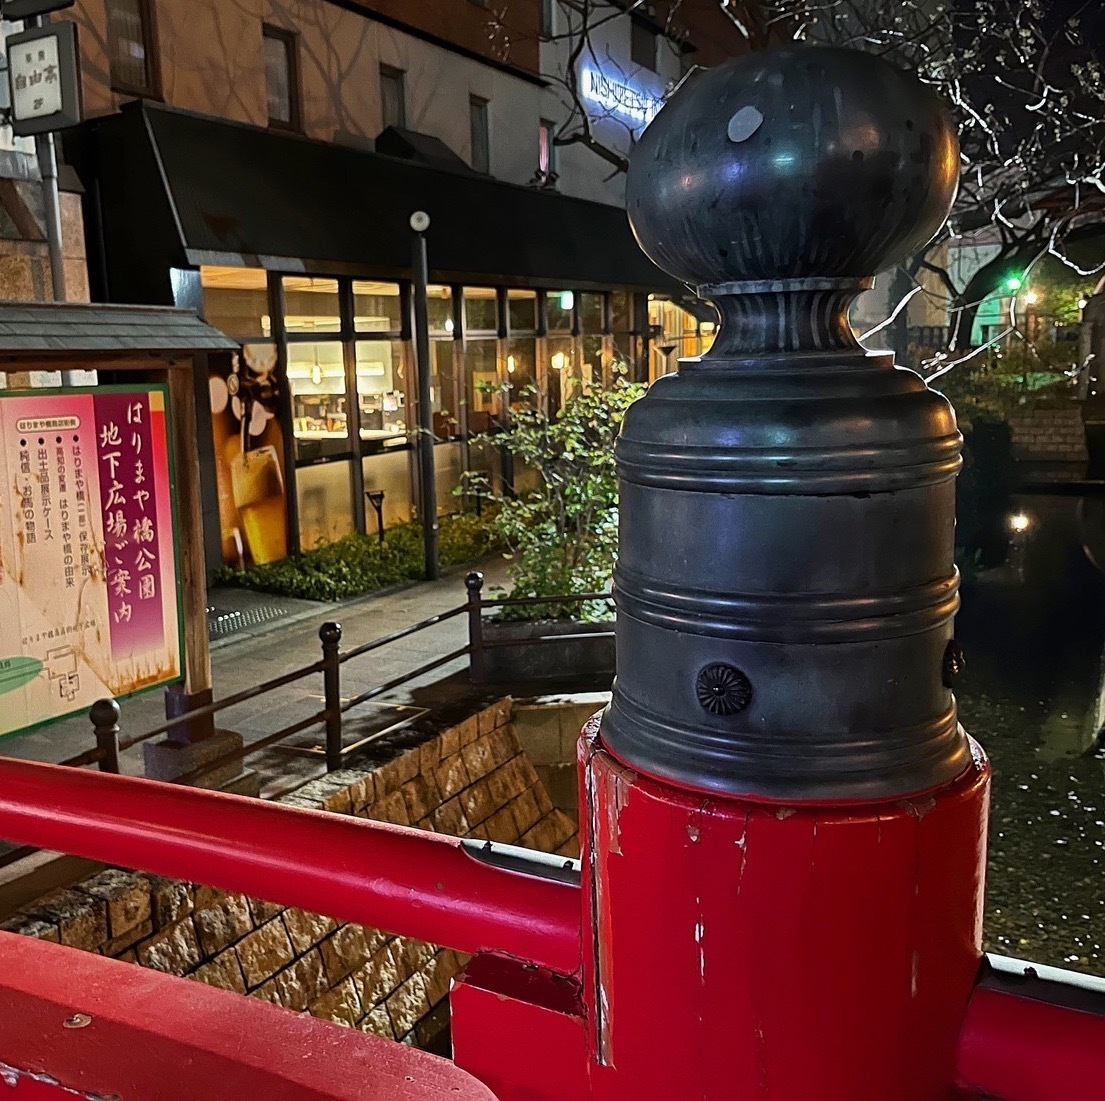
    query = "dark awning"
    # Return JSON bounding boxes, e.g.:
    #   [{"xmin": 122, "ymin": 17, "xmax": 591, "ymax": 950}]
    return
[
  {"xmin": 0, "ymin": 301, "xmax": 238, "ymax": 356},
  {"xmin": 67, "ymin": 101, "xmax": 681, "ymax": 305}
]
